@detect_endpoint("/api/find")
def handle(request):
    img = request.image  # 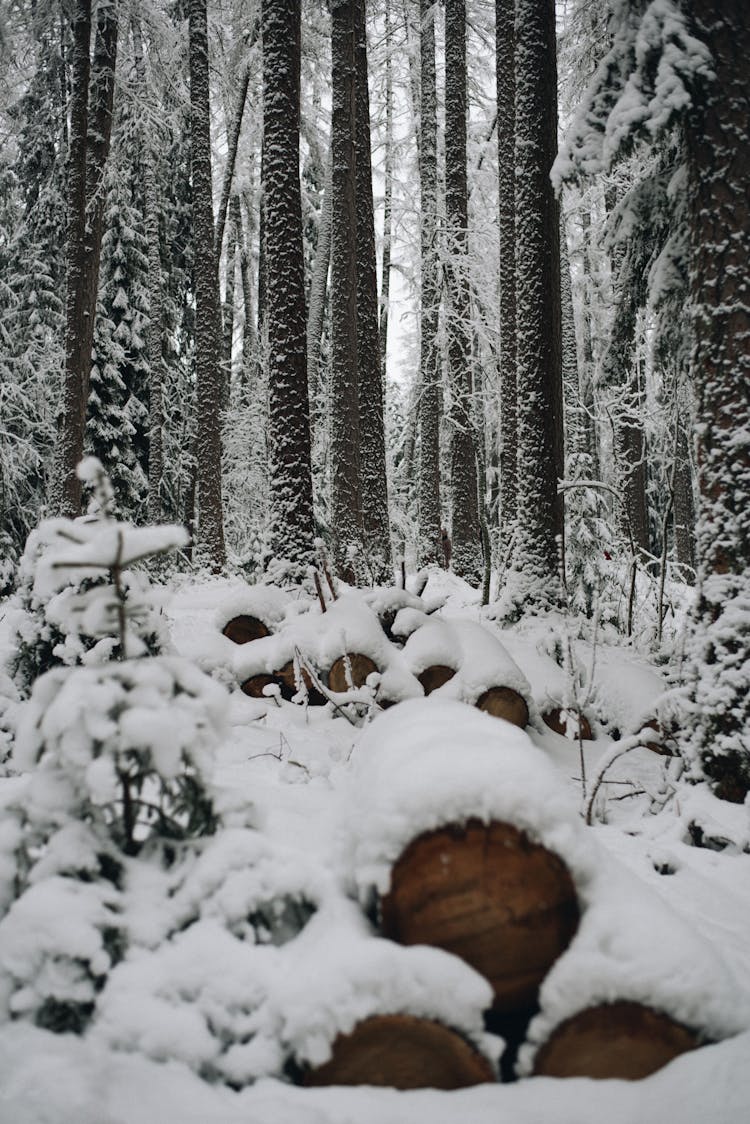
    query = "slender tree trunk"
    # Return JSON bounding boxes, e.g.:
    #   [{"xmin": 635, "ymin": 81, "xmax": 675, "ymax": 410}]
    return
[
  {"xmin": 261, "ymin": 0, "xmax": 315, "ymax": 574},
  {"xmin": 417, "ymin": 0, "xmax": 442, "ymax": 566},
  {"xmin": 506, "ymin": 0, "xmax": 564, "ymax": 614},
  {"xmin": 189, "ymin": 0, "xmax": 226, "ymax": 569},
  {"xmin": 306, "ymin": 160, "xmax": 332, "ymax": 447},
  {"xmin": 379, "ymin": 0, "xmax": 393, "ymax": 378},
  {"xmin": 221, "ymin": 220, "xmax": 236, "ymax": 412},
  {"xmin": 683, "ymin": 0, "xmax": 750, "ymax": 799},
  {"xmin": 330, "ymin": 0, "xmax": 364, "ymax": 581},
  {"xmin": 57, "ymin": 0, "xmax": 118, "ymax": 516},
  {"xmin": 355, "ymin": 0, "xmax": 391, "ymax": 581},
  {"xmin": 234, "ymin": 193, "xmax": 257, "ymax": 390},
  {"xmin": 215, "ymin": 57, "xmax": 253, "ymax": 260},
  {"xmin": 496, "ymin": 0, "xmax": 517, "ymax": 543},
  {"xmin": 673, "ymin": 415, "xmax": 695, "ymax": 573},
  {"xmin": 132, "ymin": 15, "xmax": 165, "ymax": 523},
  {"xmin": 444, "ymin": 0, "xmax": 481, "ymax": 583}
]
